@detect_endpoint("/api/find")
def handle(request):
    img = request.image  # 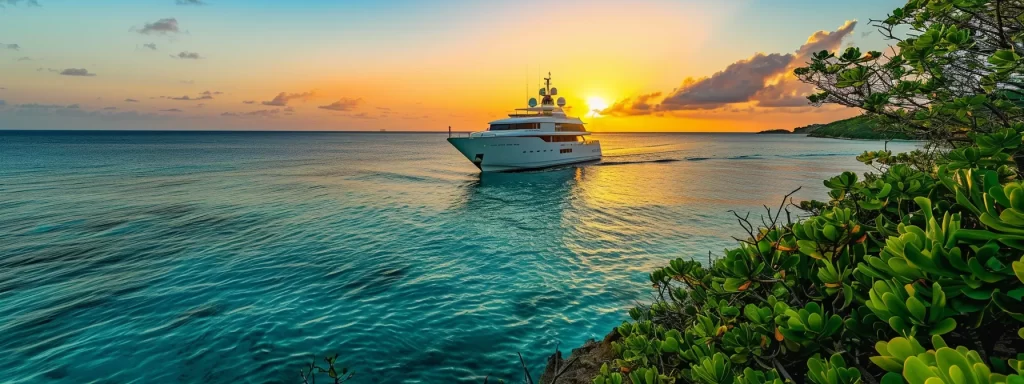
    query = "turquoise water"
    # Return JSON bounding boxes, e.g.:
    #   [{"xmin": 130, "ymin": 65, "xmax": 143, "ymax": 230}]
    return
[{"xmin": 0, "ymin": 131, "xmax": 917, "ymax": 383}]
